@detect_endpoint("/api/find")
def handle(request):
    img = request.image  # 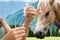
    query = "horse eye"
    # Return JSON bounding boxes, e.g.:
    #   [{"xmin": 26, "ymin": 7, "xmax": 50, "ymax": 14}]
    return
[{"xmin": 45, "ymin": 11, "xmax": 50, "ymax": 17}]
